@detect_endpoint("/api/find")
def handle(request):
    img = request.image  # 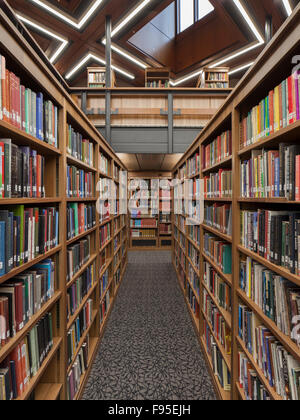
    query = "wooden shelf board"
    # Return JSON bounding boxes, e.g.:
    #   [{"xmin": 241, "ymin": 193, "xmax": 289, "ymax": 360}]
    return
[
  {"xmin": 67, "ymin": 254, "xmax": 97, "ymax": 289},
  {"xmin": 0, "ymin": 245, "xmax": 62, "ymax": 286},
  {"xmin": 0, "ymin": 197, "xmax": 61, "ymax": 205},
  {"xmin": 67, "ymin": 226, "xmax": 97, "ymax": 246},
  {"xmin": 202, "ymin": 156, "xmax": 232, "ymax": 173},
  {"xmin": 202, "ymin": 282, "xmax": 232, "ymax": 328},
  {"xmin": 202, "ymin": 252, "xmax": 232, "ymax": 286},
  {"xmin": 66, "ymin": 154, "xmax": 97, "ymax": 172},
  {"xmin": 202, "ymin": 224, "xmax": 232, "ymax": 243},
  {"xmin": 67, "ymin": 282, "xmax": 98, "ymax": 330},
  {"xmin": 34, "ymin": 383, "xmax": 63, "ymax": 401}
]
